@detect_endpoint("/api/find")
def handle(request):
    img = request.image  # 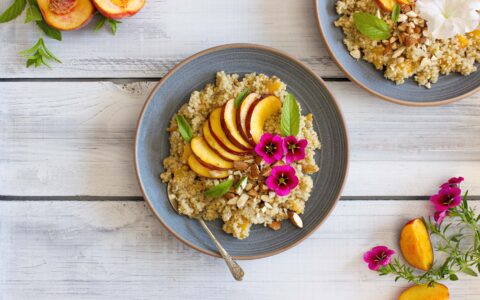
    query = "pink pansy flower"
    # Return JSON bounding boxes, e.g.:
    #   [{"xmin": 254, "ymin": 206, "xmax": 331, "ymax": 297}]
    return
[
  {"xmin": 434, "ymin": 210, "xmax": 448, "ymax": 225},
  {"xmin": 440, "ymin": 177, "xmax": 464, "ymax": 189},
  {"xmin": 429, "ymin": 187, "xmax": 462, "ymax": 212},
  {"xmin": 363, "ymin": 246, "xmax": 395, "ymax": 271},
  {"xmin": 283, "ymin": 136, "xmax": 308, "ymax": 164},
  {"xmin": 254, "ymin": 133, "xmax": 284, "ymax": 164},
  {"xmin": 266, "ymin": 165, "xmax": 299, "ymax": 196}
]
